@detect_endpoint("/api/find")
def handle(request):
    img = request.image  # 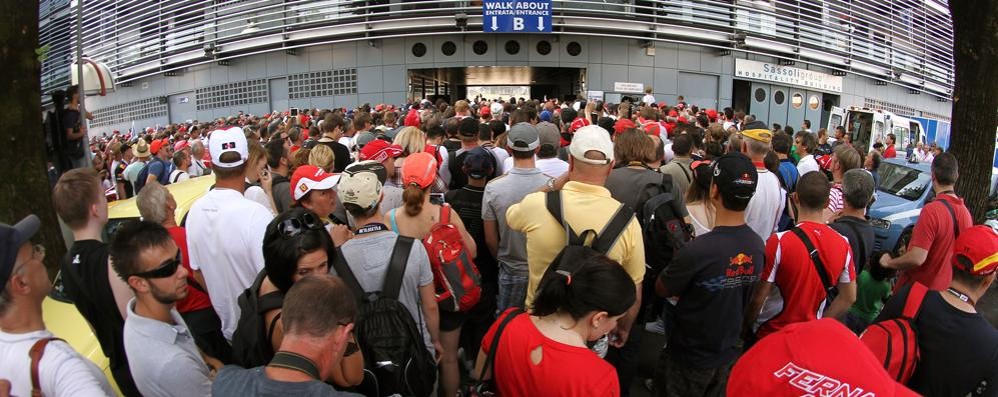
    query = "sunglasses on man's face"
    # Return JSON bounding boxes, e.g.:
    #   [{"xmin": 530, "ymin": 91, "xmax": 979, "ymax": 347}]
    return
[
  {"xmin": 130, "ymin": 250, "xmax": 182, "ymax": 279},
  {"xmin": 279, "ymin": 213, "xmax": 324, "ymax": 239}
]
